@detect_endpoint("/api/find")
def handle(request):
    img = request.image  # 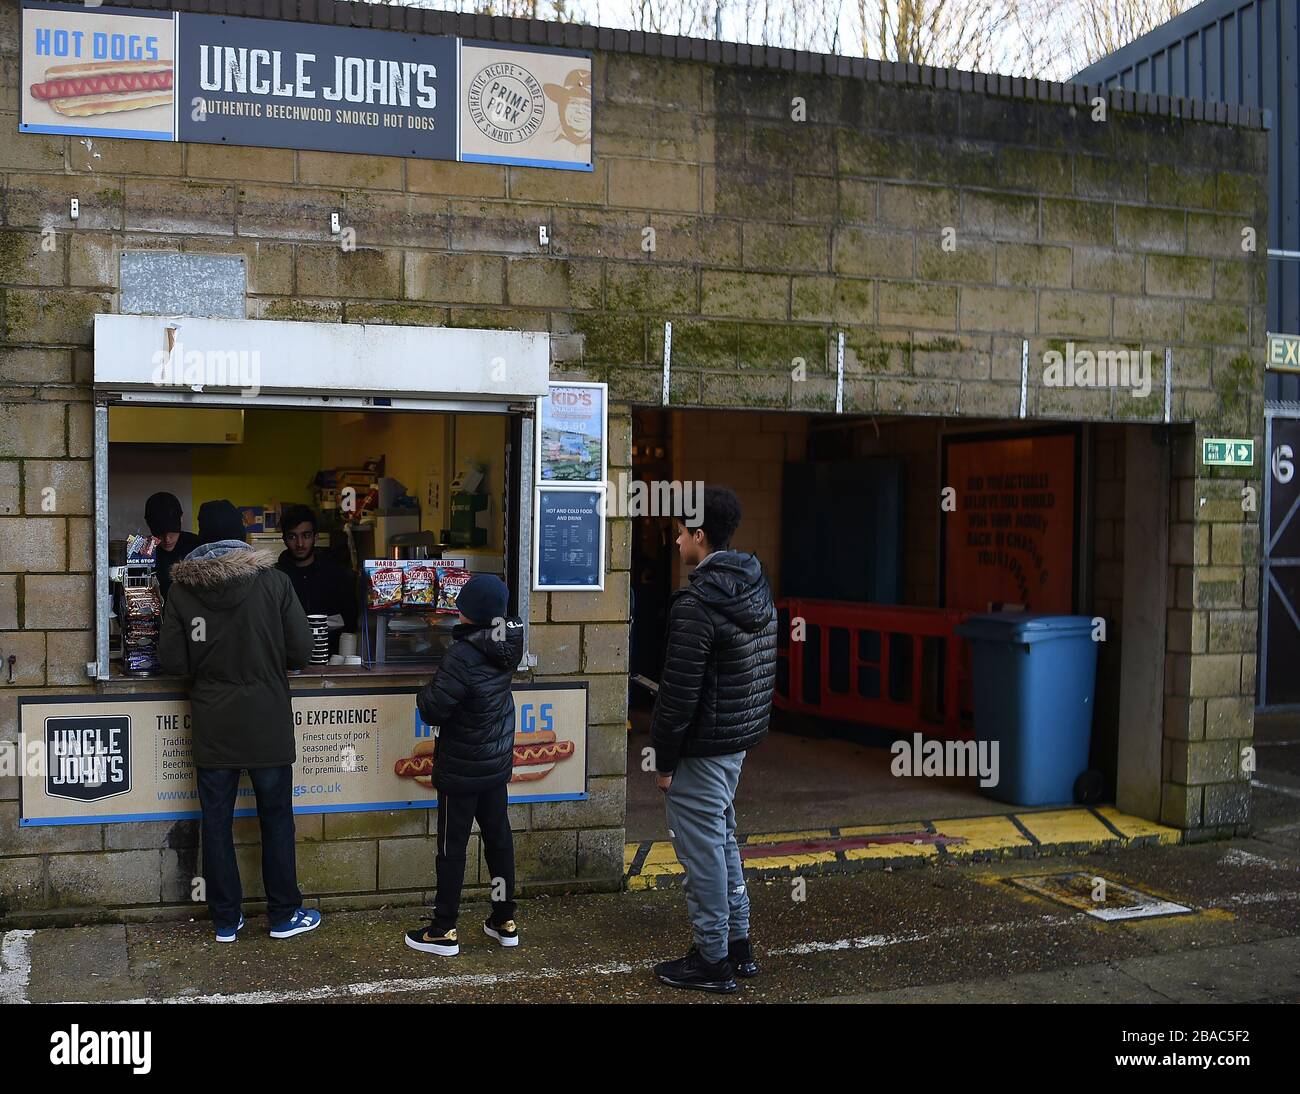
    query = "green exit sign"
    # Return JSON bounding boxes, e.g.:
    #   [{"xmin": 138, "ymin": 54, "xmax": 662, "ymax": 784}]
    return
[
  {"xmin": 1203, "ymin": 438, "xmax": 1254, "ymax": 466},
  {"xmin": 1268, "ymin": 332, "xmax": 1300, "ymax": 372}
]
